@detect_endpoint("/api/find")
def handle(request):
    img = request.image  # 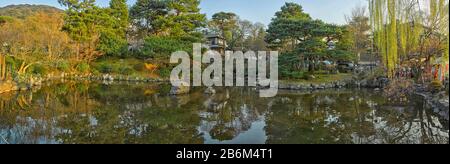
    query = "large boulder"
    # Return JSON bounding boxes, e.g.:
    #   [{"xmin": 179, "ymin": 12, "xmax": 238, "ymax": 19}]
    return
[{"xmin": 102, "ymin": 74, "xmax": 114, "ymax": 81}]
